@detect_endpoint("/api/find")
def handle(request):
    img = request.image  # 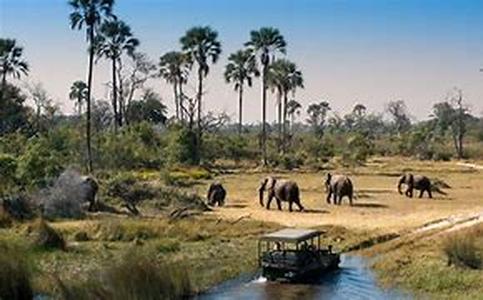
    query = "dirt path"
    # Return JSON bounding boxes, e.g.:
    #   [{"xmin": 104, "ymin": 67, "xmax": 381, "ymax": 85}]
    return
[{"xmin": 456, "ymin": 162, "xmax": 483, "ymax": 170}]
